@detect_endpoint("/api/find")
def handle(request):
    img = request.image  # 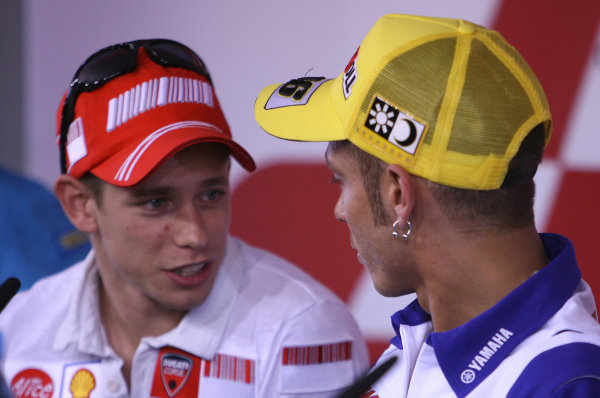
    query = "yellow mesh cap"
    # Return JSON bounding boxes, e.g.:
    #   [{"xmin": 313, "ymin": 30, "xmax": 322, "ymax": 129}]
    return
[{"xmin": 254, "ymin": 14, "xmax": 552, "ymax": 190}]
